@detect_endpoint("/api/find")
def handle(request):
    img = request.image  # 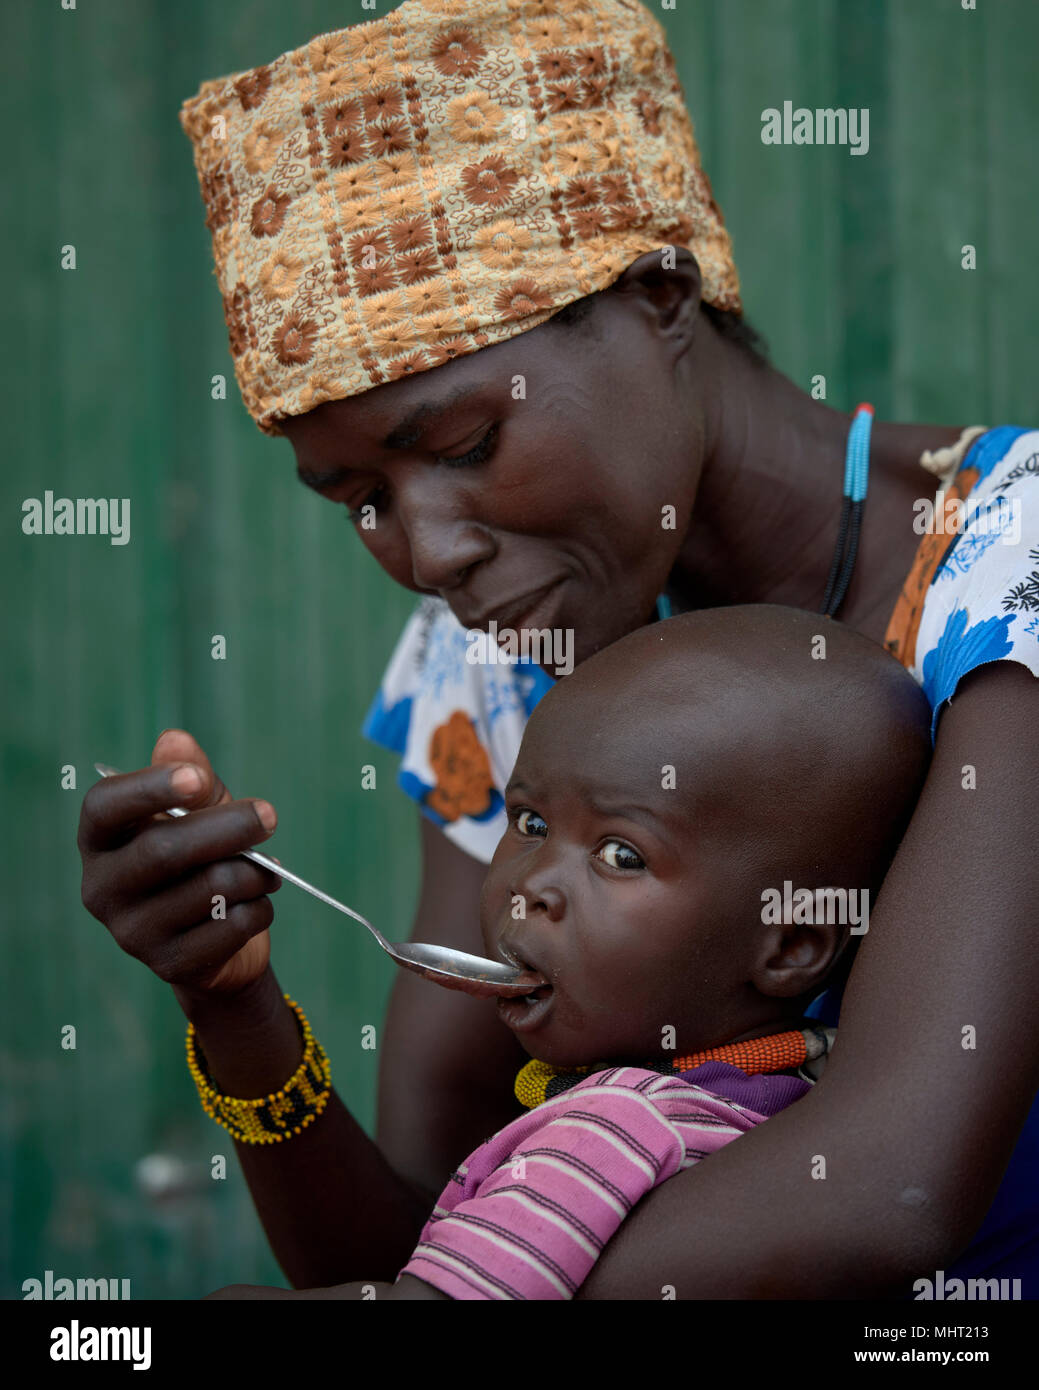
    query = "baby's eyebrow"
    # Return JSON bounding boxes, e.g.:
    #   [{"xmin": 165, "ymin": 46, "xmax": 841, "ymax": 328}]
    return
[{"xmin": 586, "ymin": 799, "xmax": 672, "ymax": 832}]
